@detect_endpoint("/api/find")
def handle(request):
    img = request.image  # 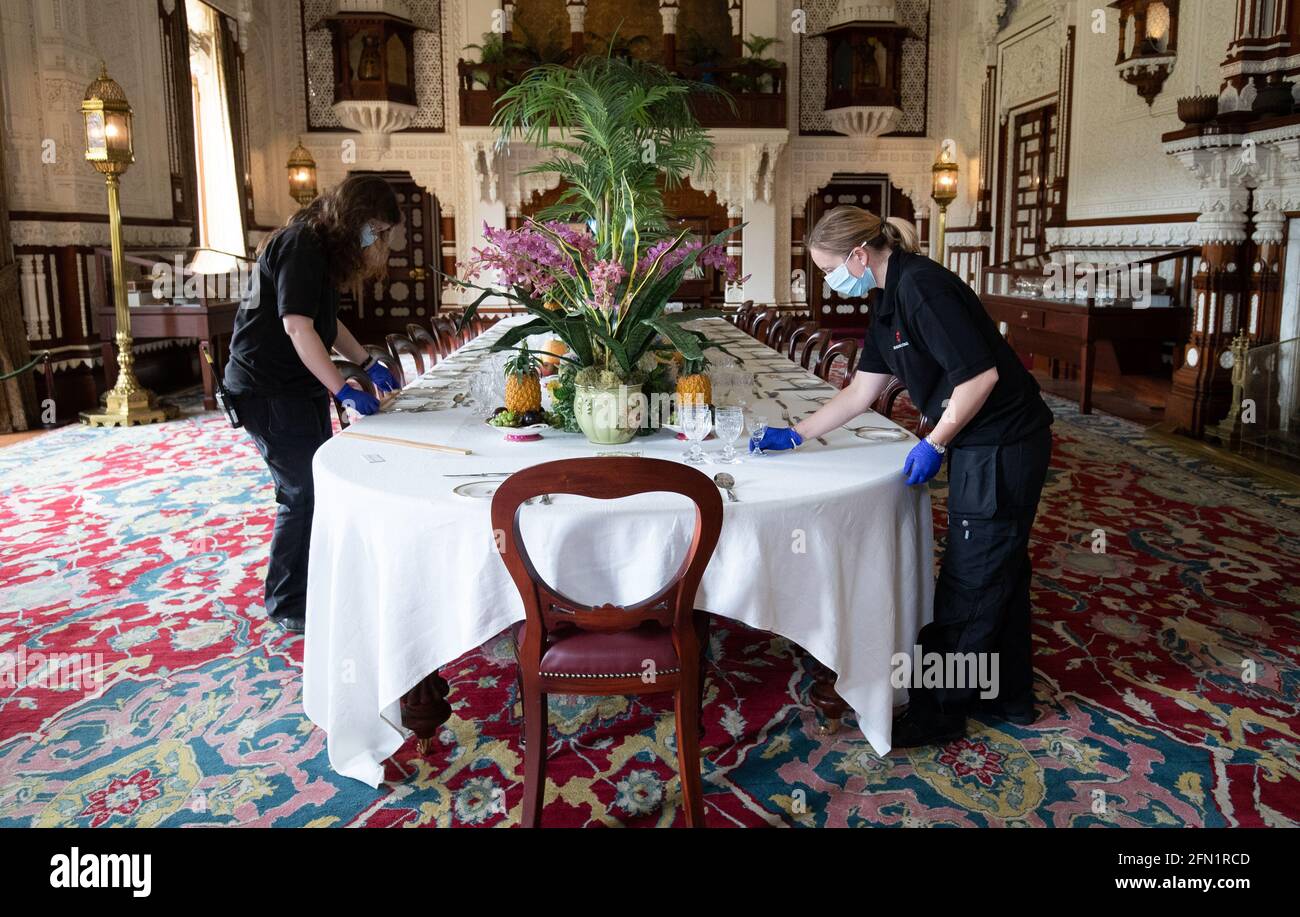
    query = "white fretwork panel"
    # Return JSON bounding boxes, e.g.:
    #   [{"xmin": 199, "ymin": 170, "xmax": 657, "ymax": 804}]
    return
[
  {"xmin": 300, "ymin": 0, "xmax": 445, "ymax": 131},
  {"xmin": 798, "ymin": 0, "xmax": 931, "ymax": 136}
]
